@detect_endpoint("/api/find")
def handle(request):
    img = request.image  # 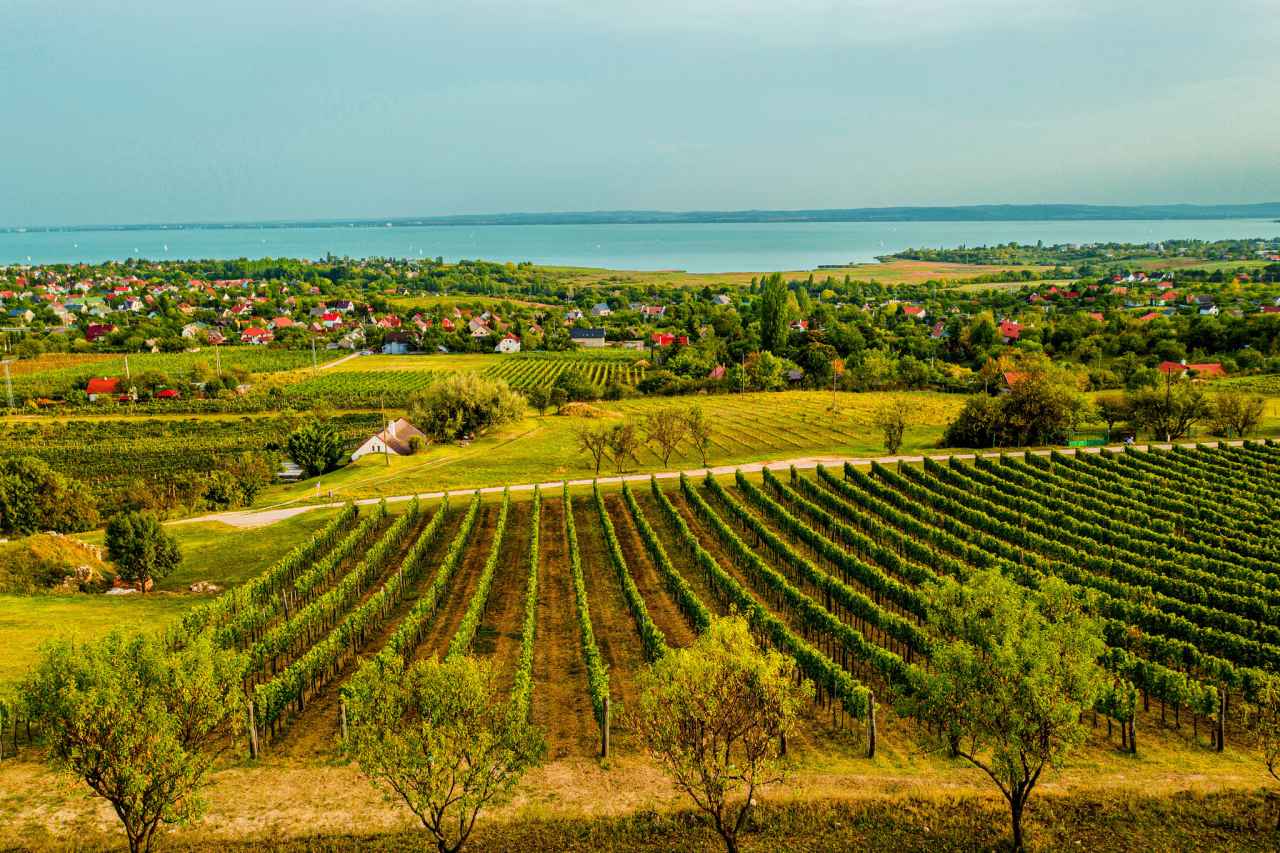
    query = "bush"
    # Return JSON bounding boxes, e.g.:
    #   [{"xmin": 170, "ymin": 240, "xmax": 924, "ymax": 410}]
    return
[{"xmin": 407, "ymin": 372, "xmax": 524, "ymax": 442}]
